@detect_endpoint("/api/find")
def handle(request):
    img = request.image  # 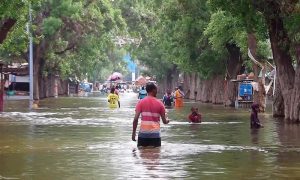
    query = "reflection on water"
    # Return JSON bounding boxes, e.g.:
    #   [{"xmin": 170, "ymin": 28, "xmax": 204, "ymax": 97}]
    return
[{"xmin": 0, "ymin": 92, "xmax": 300, "ymax": 179}]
